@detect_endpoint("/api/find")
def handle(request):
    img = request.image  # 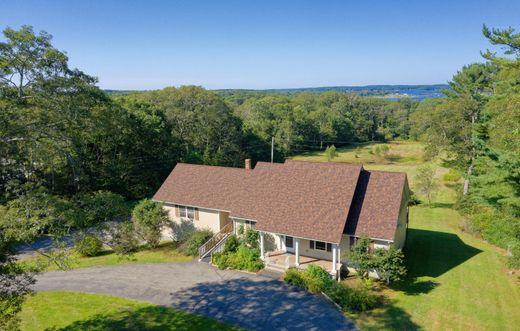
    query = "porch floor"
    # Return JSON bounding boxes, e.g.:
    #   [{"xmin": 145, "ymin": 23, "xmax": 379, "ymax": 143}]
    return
[{"xmin": 265, "ymin": 251, "xmax": 341, "ymax": 273}]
